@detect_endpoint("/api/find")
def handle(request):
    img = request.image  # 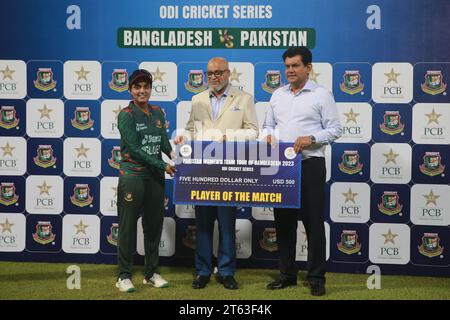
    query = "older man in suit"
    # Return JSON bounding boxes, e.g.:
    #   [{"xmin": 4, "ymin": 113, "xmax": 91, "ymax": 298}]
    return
[{"xmin": 175, "ymin": 57, "xmax": 258, "ymax": 290}]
